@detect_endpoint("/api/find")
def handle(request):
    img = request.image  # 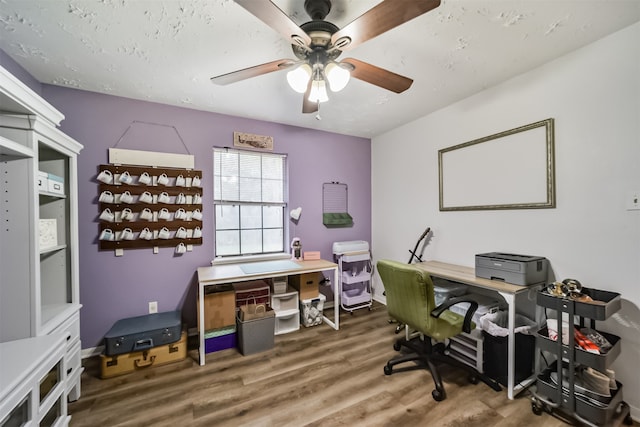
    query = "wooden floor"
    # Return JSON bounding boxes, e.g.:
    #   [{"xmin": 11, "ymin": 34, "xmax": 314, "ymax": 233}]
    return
[{"xmin": 69, "ymin": 302, "xmax": 569, "ymax": 427}]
